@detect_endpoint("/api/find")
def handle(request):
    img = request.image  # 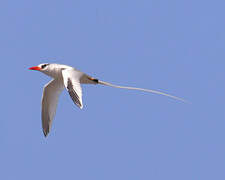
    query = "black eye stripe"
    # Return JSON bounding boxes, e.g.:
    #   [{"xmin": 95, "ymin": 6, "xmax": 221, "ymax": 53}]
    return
[{"xmin": 41, "ymin": 64, "xmax": 49, "ymax": 69}]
